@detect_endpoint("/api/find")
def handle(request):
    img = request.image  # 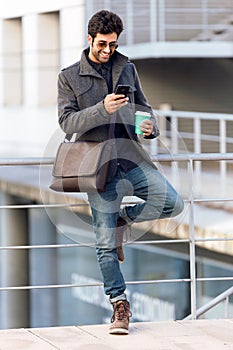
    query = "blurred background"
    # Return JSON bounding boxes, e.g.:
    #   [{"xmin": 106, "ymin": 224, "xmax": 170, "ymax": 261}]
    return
[{"xmin": 0, "ymin": 0, "xmax": 233, "ymax": 330}]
